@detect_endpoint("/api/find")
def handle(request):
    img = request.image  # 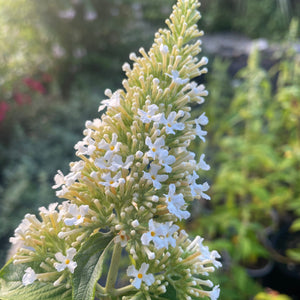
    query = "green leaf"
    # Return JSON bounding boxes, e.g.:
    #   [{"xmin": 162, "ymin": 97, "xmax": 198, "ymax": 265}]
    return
[
  {"xmin": 72, "ymin": 232, "xmax": 113, "ymax": 300},
  {"xmin": 0, "ymin": 259, "xmax": 71, "ymax": 300},
  {"xmin": 159, "ymin": 281, "xmax": 179, "ymax": 300},
  {"xmin": 290, "ymin": 219, "xmax": 300, "ymax": 232},
  {"xmin": 286, "ymin": 248, "xmax": 300, "ymax": 262}
]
